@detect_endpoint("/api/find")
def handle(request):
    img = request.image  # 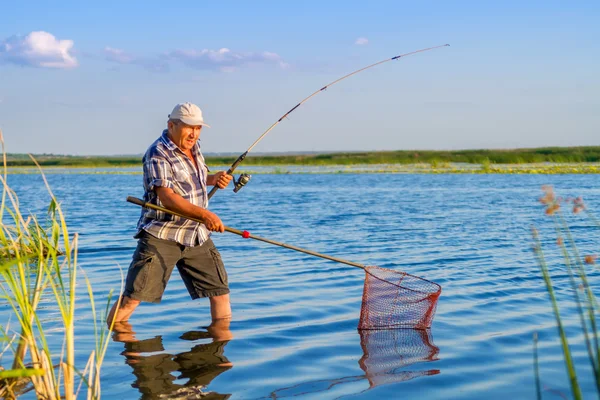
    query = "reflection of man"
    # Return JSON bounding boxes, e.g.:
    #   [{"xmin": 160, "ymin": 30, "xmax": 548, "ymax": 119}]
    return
[
  {"xmin": 112, "ymin": 322, "xmax": 232, "ymax": 399},
  {"xmin": 107, "ymin": 102, "xmax": 233, "ymax": 328}
]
